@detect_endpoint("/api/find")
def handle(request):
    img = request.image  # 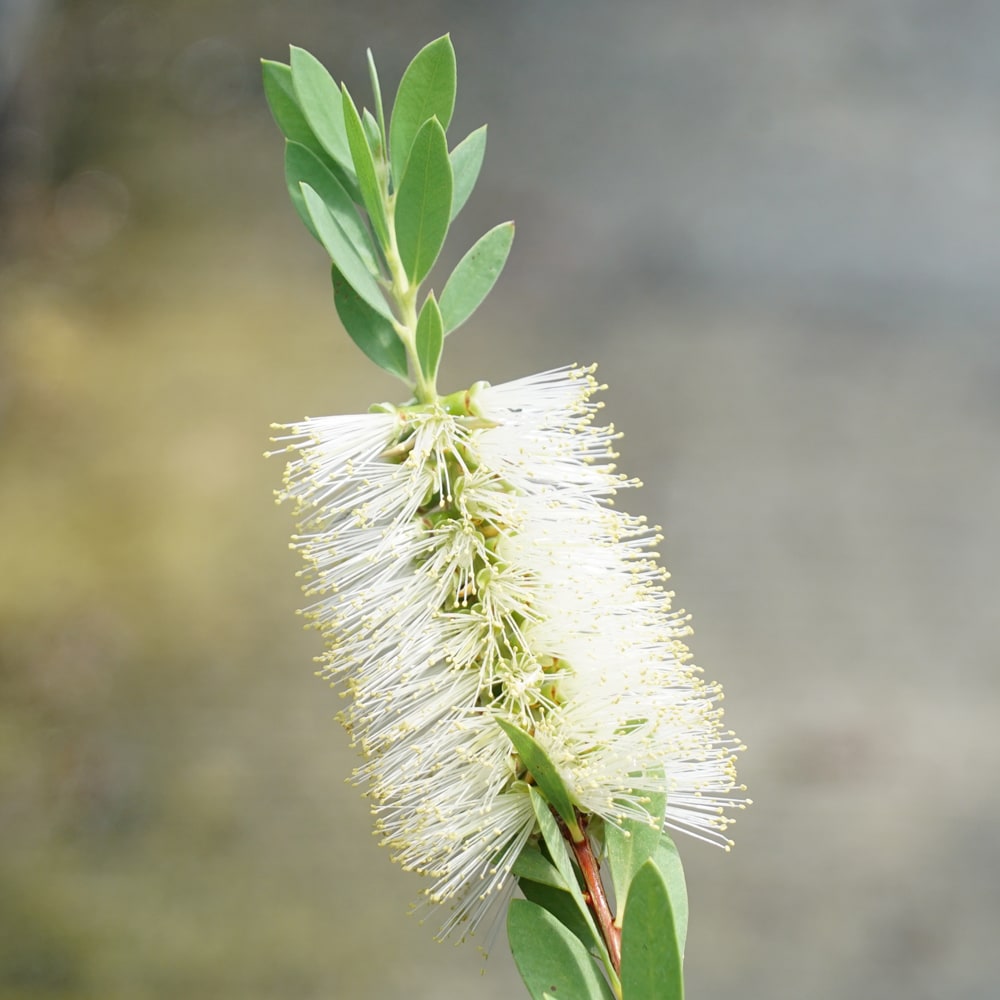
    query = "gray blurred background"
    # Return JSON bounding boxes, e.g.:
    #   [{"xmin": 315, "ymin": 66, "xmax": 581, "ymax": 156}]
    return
[{"xmin": 2, "ymin": 2, "xmax": 998, "ymax": 998}]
